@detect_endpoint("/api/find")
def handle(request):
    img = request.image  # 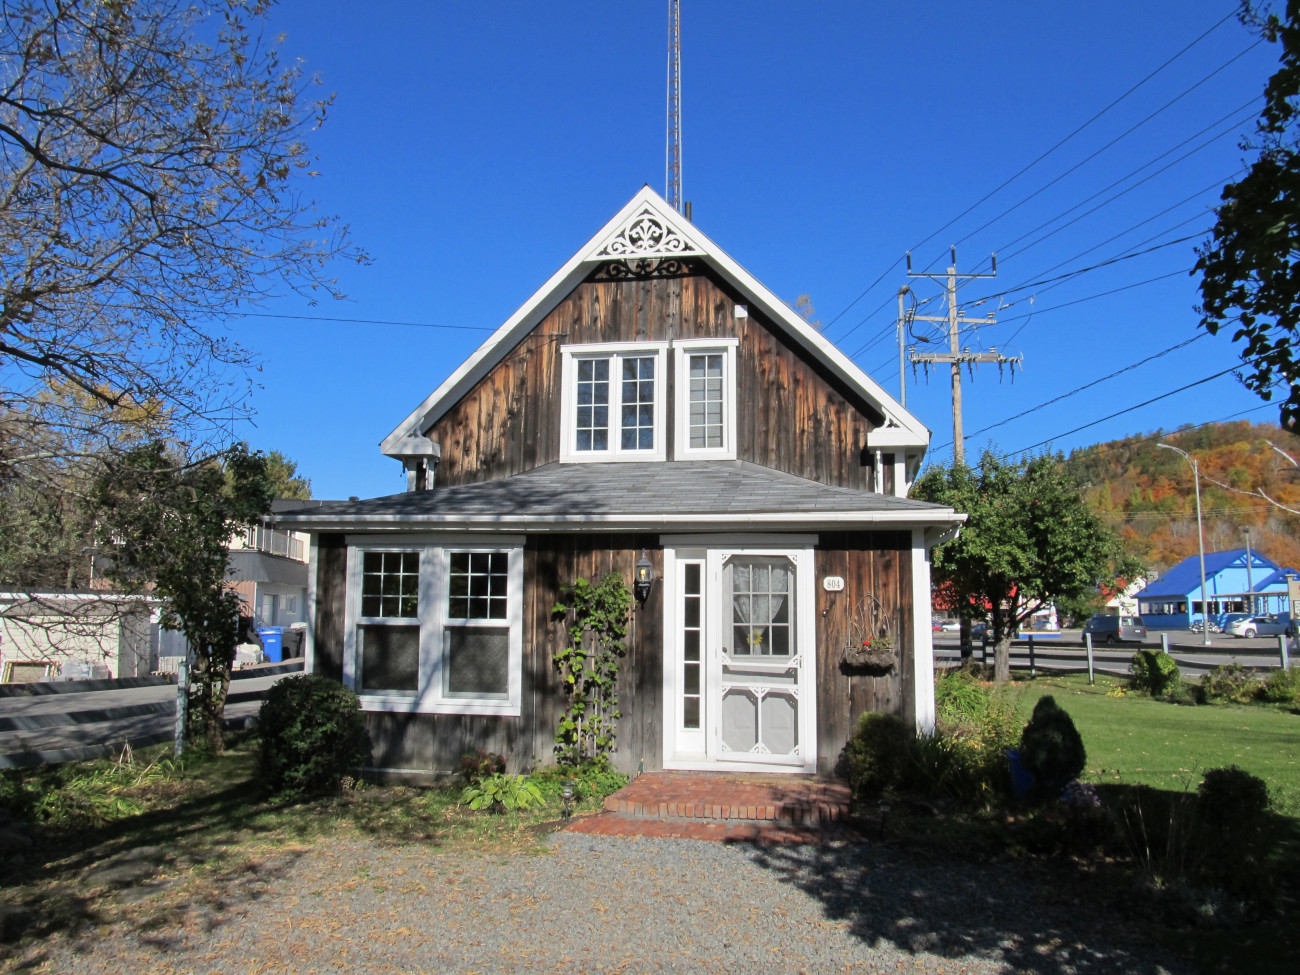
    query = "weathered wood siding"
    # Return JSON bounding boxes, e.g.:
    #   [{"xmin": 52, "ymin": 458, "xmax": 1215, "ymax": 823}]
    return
[
  {"xmin": 814, "ymin": 532, "xmax": 914, "ymax": 776},
  {"xmin": 430, "ymin": 267, "xmax": 883, "ymax": 489},
  {"xmin": 312, "ymin": 534, "xmax": 347, "ymax": 683},
  {"xmin": 310, "ymin": 534, "xmax": 661, "ymax": 777}
]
